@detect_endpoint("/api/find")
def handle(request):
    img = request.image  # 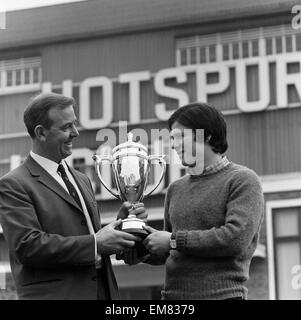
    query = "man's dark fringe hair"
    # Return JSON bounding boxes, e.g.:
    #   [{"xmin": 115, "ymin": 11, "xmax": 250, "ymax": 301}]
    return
[{"xmin": 168, "ymin": 102, "xmax": 228, "ymax": 154}]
